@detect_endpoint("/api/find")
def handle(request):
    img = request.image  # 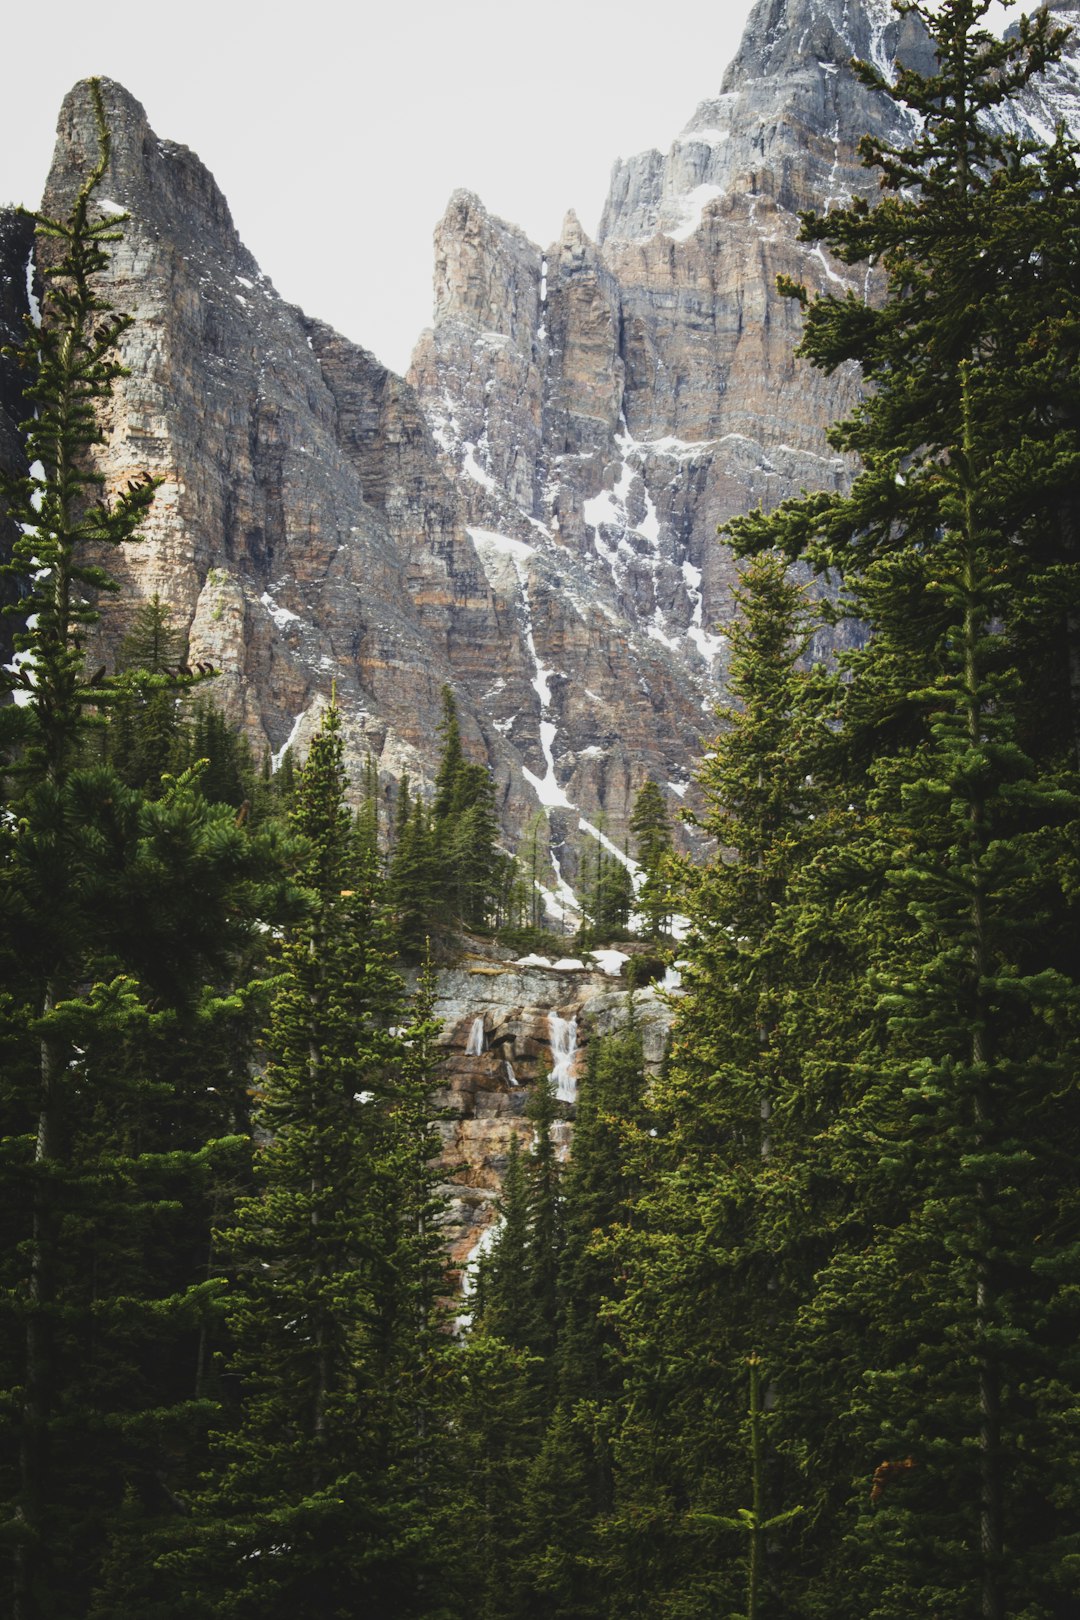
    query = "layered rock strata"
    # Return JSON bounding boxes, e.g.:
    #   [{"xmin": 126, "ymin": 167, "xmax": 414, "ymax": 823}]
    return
[
  {"xmin": 2, "ymin": 0, "xmax": 1078, "ymax": 904},
  {"xmin": 428, "ymin": 949, "xmax": 676, "ymax": 1271}
]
